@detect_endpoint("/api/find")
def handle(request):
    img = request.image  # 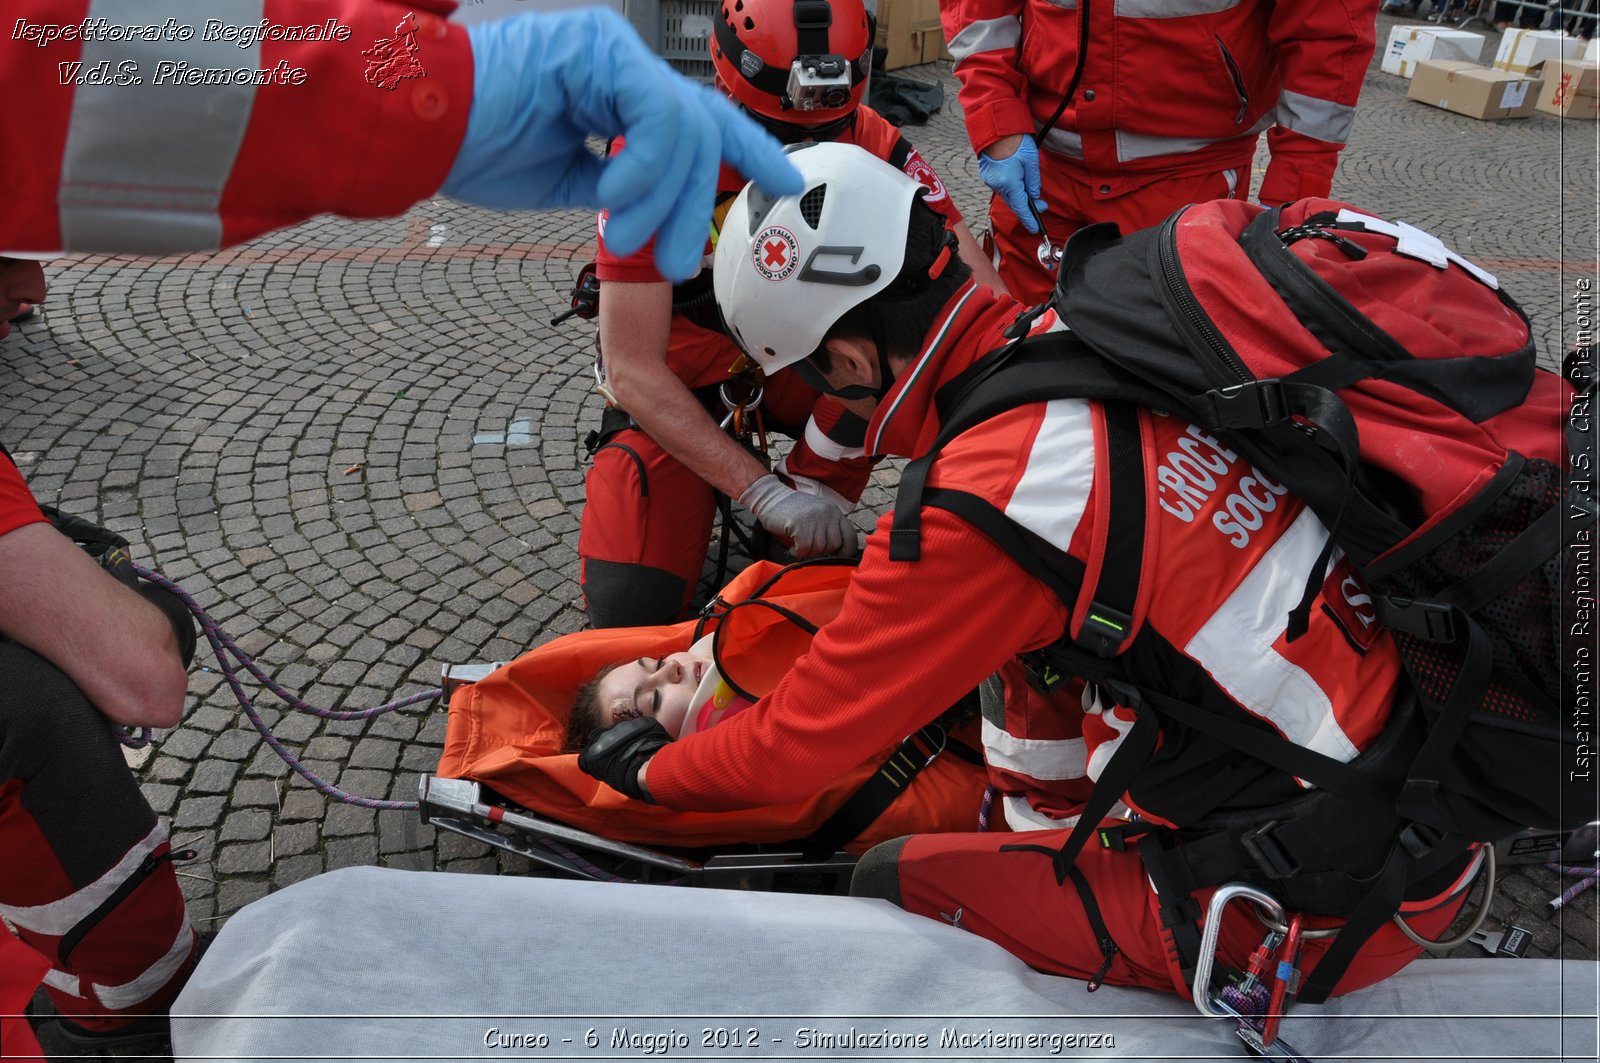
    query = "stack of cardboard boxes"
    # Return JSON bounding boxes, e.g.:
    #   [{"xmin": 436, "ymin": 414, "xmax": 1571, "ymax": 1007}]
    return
[
  {"xmin": 1392, "ymin": 22, "xmax": 1597, "ymax": 121},
  {"xmin": 875, "ymin": 0, "xmax": 950, "ymax": 70}
]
